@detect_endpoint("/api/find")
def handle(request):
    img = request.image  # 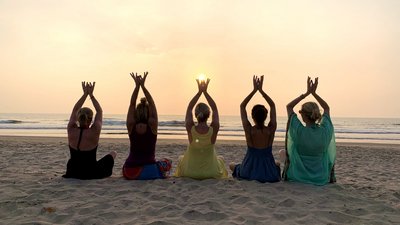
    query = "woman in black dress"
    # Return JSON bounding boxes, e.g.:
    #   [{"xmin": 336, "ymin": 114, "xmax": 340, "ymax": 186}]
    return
[{"xmin": 63, "ymin": 82, "xmax": 117, "ymax": 179}]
